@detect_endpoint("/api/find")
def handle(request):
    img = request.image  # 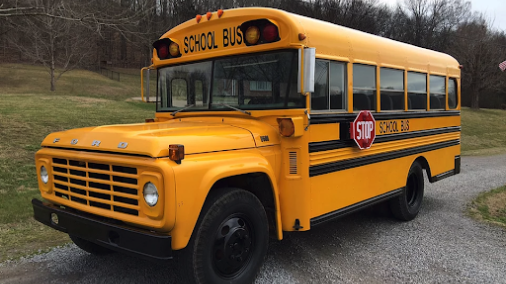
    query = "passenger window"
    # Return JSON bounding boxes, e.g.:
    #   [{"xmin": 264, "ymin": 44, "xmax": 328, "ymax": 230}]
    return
[
  {"xmin": 330, "ymin": 62, "xmax": 346, "ymax": 110},
  {"xmin": 407, "ymin": 72, "xmax": 427, "ymax": 110},
  {"xmin": 171, "ymin": 79, "xmax": 188, "ymax": 107},
  {"xmin": 380, "ymin": 68, "xmax": 404, "ymax": 111},
  {"xmin": 448, "ymin": 78, "xmax": 457, "ymax": 109},
  {"xmin": 430, "ymin": 75, "xmax": 445, "ymax": 110},
  {"xmin": 353, "ymin": 64, "xmax": 376, "ymax": 111},
  {"xmin": 311, "ymin": 60, "xmax": 329, "ymax": 110},
  {"xmin": 310, "ymin": 61, "xmax": 346, "ymax": 111}
]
